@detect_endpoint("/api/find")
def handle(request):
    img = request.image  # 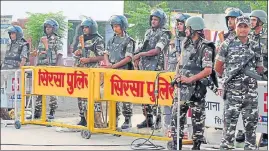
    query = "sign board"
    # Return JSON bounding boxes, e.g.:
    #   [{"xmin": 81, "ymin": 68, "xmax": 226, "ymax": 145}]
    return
[
  {"xmin": 1, "ymin": 15, "xmax": 12, "ymax": 63},
  {"xmin": 202, "ymin": 81, "xmax": 267, "ymax": 134}
]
